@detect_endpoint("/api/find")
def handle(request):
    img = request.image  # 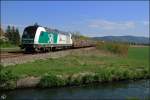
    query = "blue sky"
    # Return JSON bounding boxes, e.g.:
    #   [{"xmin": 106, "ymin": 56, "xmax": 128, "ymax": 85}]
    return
[{"xmin": 1, "ymin": 1, "xmax": 149, "ymax": 37}]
